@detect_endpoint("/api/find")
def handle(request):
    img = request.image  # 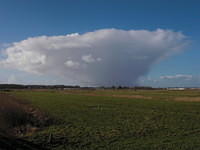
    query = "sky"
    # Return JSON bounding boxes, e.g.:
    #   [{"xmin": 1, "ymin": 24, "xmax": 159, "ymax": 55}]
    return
[{"xmin": 0, "ymin": 0, "xmax": 199, "ymax": 87}]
